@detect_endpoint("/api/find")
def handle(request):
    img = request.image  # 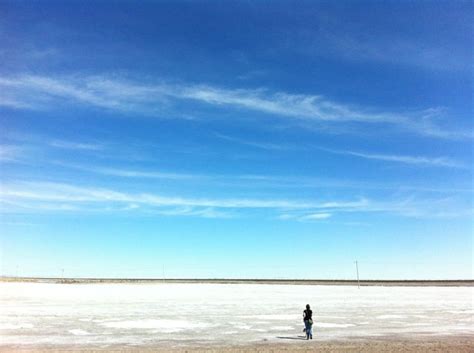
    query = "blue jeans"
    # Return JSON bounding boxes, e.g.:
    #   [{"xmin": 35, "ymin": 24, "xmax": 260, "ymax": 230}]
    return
[{"xmin": 304, "ymin": 320, "xmax": 313, "ymax": 338}]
